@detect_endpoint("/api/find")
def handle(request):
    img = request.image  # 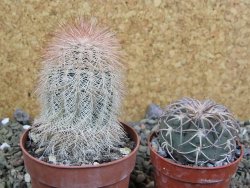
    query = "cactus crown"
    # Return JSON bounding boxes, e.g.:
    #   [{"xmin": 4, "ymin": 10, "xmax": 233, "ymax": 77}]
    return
[
  {"xmin": 29, "ymin": 19, "xmax": 127, "ymax": 164},
  {"xmin": 158, "ymin": 97, "xmax": 239, "ymax": 166}
]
